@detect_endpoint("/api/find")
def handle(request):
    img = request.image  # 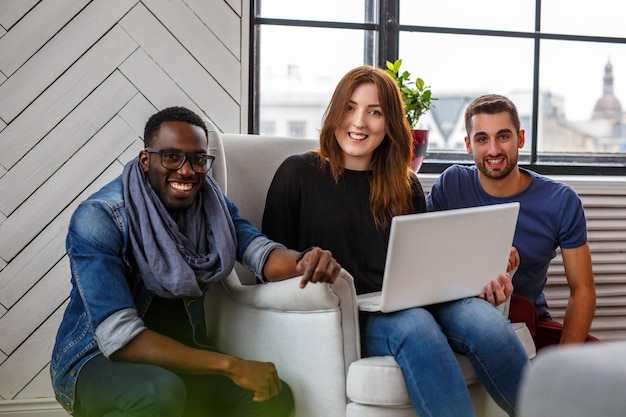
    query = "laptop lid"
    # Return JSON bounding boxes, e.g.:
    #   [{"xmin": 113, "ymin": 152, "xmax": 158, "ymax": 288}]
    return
[{"xmin": 376, "ymin": 202, "xmax": 520, "ymax": 313}]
